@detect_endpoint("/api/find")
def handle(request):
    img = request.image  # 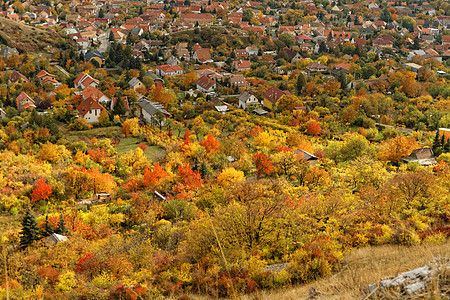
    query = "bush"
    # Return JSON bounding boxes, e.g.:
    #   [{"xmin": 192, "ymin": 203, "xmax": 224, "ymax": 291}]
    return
[{"xmin": 69, "ymin": 118, "xmax": 93, "ymax": 131}]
